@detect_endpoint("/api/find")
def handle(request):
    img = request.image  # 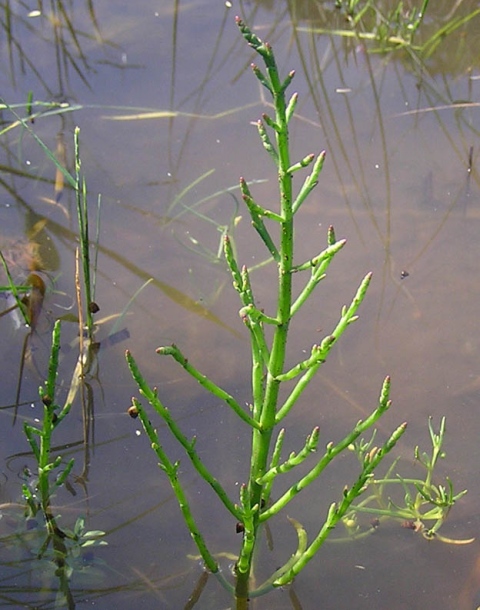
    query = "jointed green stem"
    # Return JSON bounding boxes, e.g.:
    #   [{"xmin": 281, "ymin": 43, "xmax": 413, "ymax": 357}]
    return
[{"xmin": 236, "ymin": 20, "xmax": 296, "ymax": 587}]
